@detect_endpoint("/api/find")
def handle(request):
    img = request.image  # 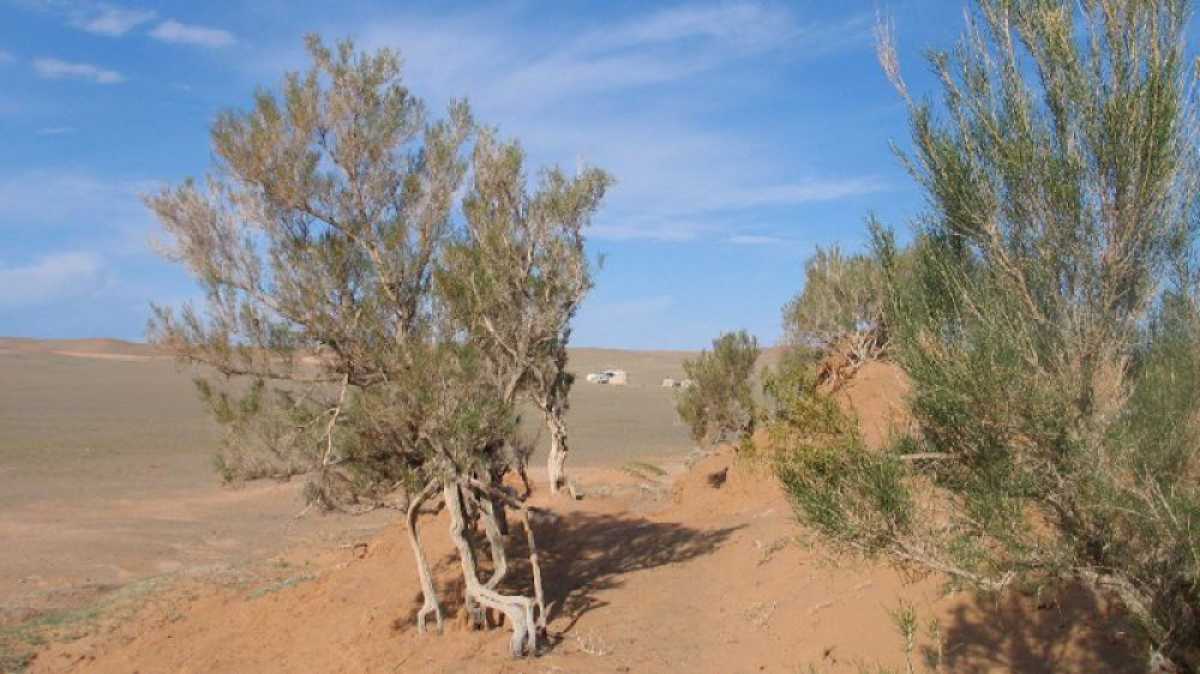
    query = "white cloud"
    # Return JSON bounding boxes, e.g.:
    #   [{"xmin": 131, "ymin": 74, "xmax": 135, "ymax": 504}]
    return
[
  {"xmin": 71, "ymin": 4, "xmax": 156, "ymax": 36},
  {"xmin": 33, "ymin": 58, "xmax": 124, "ymax": 84},
  {"xmin": 249, "ymin": 3, "xmax": 879, "ymax": 243},
  {"xmin": 353, "ymin": 2, "xmax": 833, "ymax": 114},
  {"xmin": 626, "ymin": 4, "xmax": 786, "ymax": 44},
  {"xmin": 37, "ymin": 126, "xmax": 77, "ymax": 136},
  {"xmin": 0, "ymin": 252, "xmax": 104, "ymax": 308},
  {"xmin": 149, "ymin": 19, "xmax": 235, "ymax": 47},
  {"xmin": 728, "ymin": 234, "xmax": 786, "ymax": 245},
  {"xmin": 713, "ymin": 178, "xmax": 888, "ymax": 210}
]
